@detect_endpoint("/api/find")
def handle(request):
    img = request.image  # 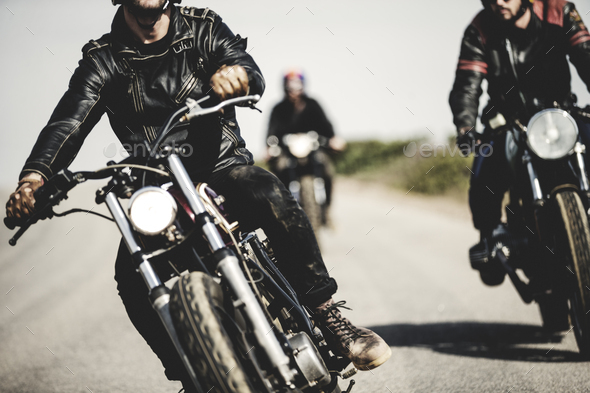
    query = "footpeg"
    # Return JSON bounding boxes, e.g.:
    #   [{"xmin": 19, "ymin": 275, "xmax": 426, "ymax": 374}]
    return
[{"xmin": 344, "ymin": 379, "xmax": 356, "ymax": 393}]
